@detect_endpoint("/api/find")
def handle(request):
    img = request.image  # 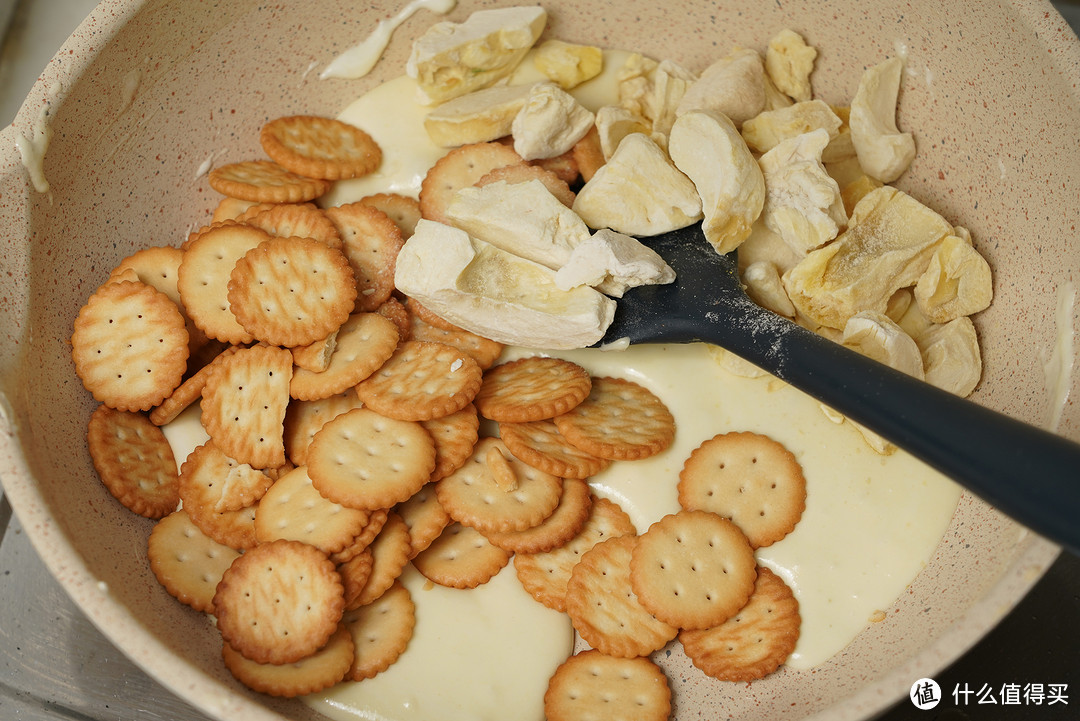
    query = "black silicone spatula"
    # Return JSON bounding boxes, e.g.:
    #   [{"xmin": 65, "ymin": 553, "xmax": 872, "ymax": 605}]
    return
[{"xmin": 598, "ymin": 223, "xmax": 1080, "ymax": 555}]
